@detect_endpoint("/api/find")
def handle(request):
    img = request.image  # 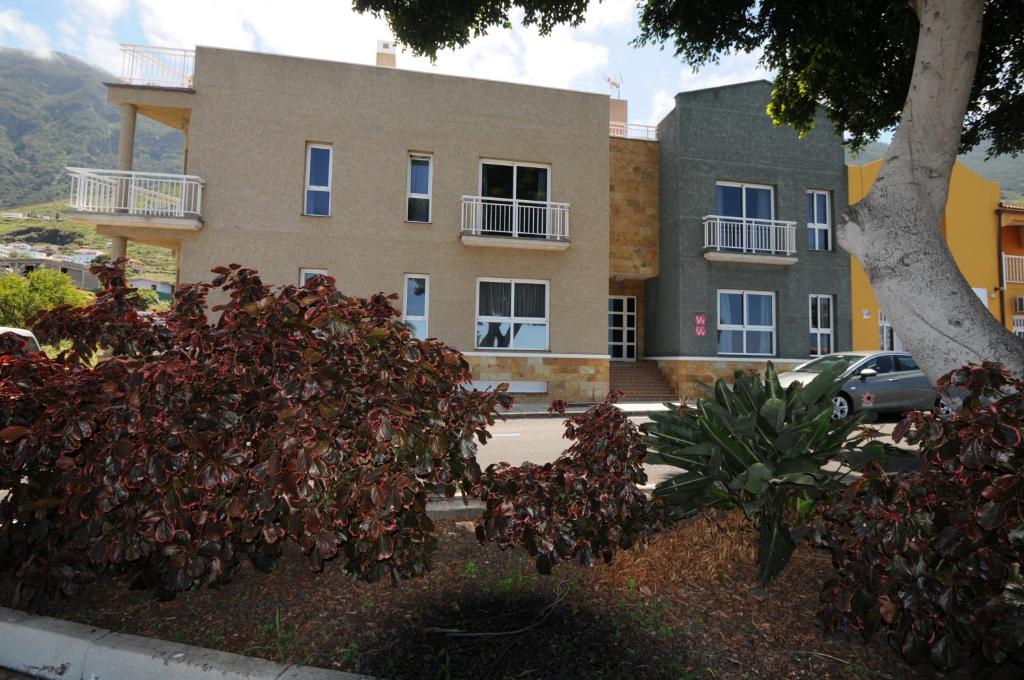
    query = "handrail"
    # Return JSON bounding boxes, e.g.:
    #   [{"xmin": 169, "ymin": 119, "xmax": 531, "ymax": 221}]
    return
[
  {"xmin": 702, "ymin": 214, "xmax": 797, "ymax": 256},
  {"xmin": 120, "ymin": 44, "xmax": 195, "ymax": 88},
  {"xmin": 609, "ymin": 121, "xmax": 657, "ymax": 141},
  {"xmin": 67, "ymin": 167, "xmax": 204, "ymax": 218},
  {"xmin": 460, "ymin": 195, "xmax": 570, "ymax": 241},
  {"xmin": 1004, "ymin": 254, "xmax": 1024, "ymax": 285}
]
